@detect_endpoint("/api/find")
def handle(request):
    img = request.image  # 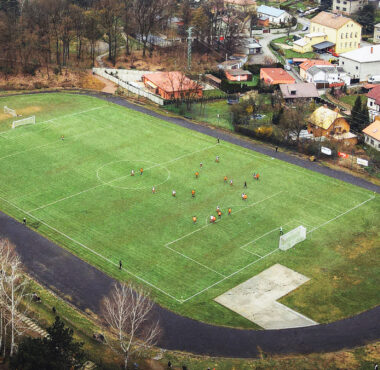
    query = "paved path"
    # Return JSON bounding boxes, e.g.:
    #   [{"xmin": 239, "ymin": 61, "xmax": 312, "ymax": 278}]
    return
[{"xmin": 0, "ymin": 91, "xmax": 379, "ymax": 358}]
